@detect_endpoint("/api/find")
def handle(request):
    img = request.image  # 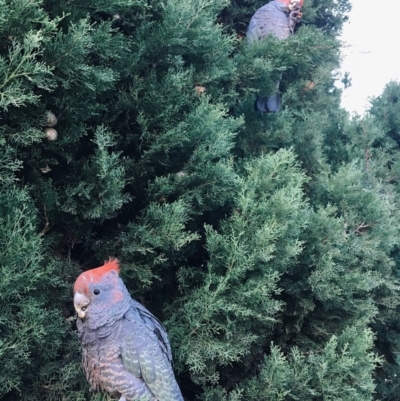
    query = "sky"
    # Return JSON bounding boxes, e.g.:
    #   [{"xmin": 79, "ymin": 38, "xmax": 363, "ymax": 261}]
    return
[{"xmin": 339, "ymin": 0, "xmax": 400, "ymax": 115}]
